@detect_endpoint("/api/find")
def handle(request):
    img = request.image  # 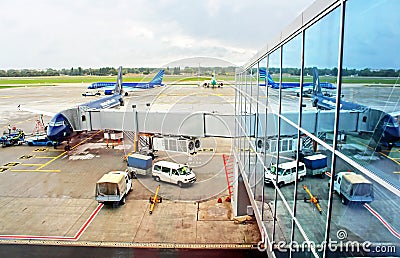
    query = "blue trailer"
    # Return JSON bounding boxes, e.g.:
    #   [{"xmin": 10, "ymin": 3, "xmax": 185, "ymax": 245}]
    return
[
  {"xmin": 126, "ymin": 153, "xmax": 153, "ymax": 177},
  {"xmin": 303, "ymin": 154, "xmax": 328, "ymax": 178}
]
